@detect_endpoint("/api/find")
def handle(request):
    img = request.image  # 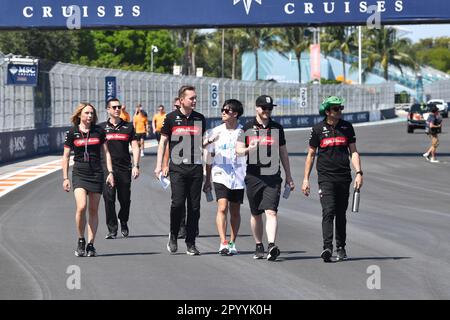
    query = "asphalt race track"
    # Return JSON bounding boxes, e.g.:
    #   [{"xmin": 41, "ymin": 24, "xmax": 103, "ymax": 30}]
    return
[{"xmin": 1, "ymin": 119, "xmax": 449, "ymax": 300}]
